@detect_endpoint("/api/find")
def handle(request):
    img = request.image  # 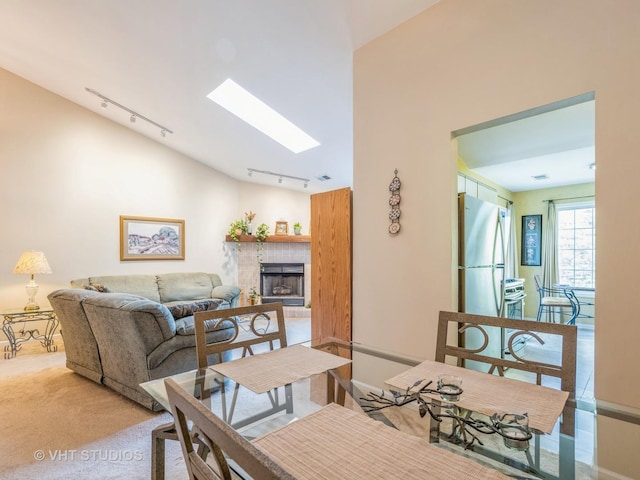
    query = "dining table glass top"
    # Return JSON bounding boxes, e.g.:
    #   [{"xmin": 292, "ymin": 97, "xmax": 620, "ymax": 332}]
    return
[{"xmin": 140, "ymin": 338, "xmax": 639, "ymax": 480}]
